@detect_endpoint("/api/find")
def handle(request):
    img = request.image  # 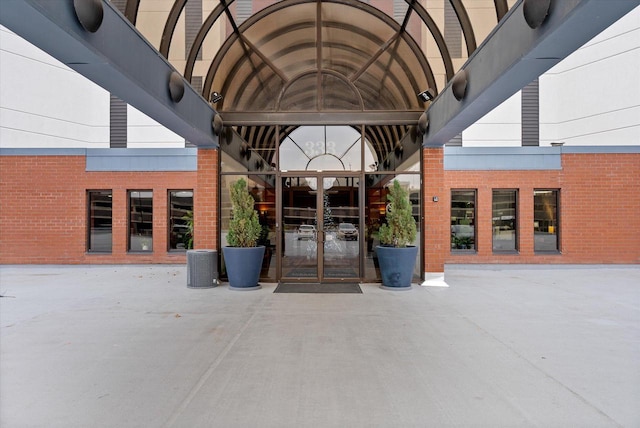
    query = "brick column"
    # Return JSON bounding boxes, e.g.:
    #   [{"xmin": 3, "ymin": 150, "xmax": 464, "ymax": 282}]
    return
[
  {"xmin": 423, "ymin": 148, "xmax": 447, "ymax": 277},
  {"xmin": 195, "ymin": 148, "xmax": 218, "ymax": 249}
]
